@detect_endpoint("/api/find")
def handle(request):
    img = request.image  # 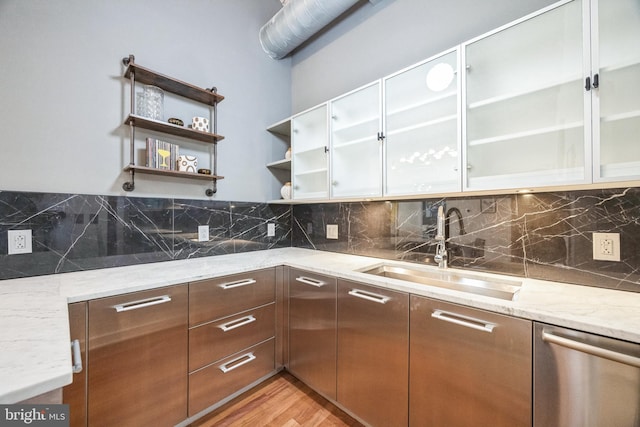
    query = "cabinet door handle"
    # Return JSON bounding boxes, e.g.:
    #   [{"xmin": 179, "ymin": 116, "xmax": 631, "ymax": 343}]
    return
[
  {"xmin": 218, "ymin": 315, "xmax": 256, "ymax": 332},
  {"xmin": 113, "ymin": 295, "xmax": 171, "ymax": 312},
  {"xmin": 219, "ymin": 352, "xmax": 257, "ymax": 373},
  {"xmin": 218, "ymin": 278, "xmax": 257, "ymax": 290},
  {"xmin": 295, "ymin": 276, "xmax": 326, "ymax": 287},
  {"xmin": 592, "ymin": 73, "xmax": 599, "ymax": 89},
  {"xmin": 348, "ymin": 289, "xmax": 390, "ymax": 304},
  {"xmin": 71, "ymin": 339, "xmax": 83, "ymax": 374},
  {"xmin": 431, "ymin": 309, "xmax": 495, "ymax": 333},
  {"xmin": 542, "ymin": 331, "xmax": 640, "ymax": 368}
]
